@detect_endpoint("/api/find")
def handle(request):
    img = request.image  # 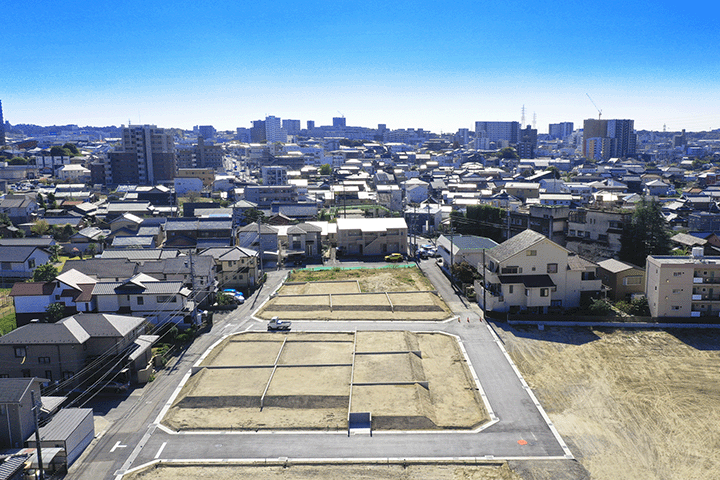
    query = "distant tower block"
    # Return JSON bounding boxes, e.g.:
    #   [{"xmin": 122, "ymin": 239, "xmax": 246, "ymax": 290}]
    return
[{"xmin": 0, "ymin": 99, "xmax": 5, "ymax": 146}]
